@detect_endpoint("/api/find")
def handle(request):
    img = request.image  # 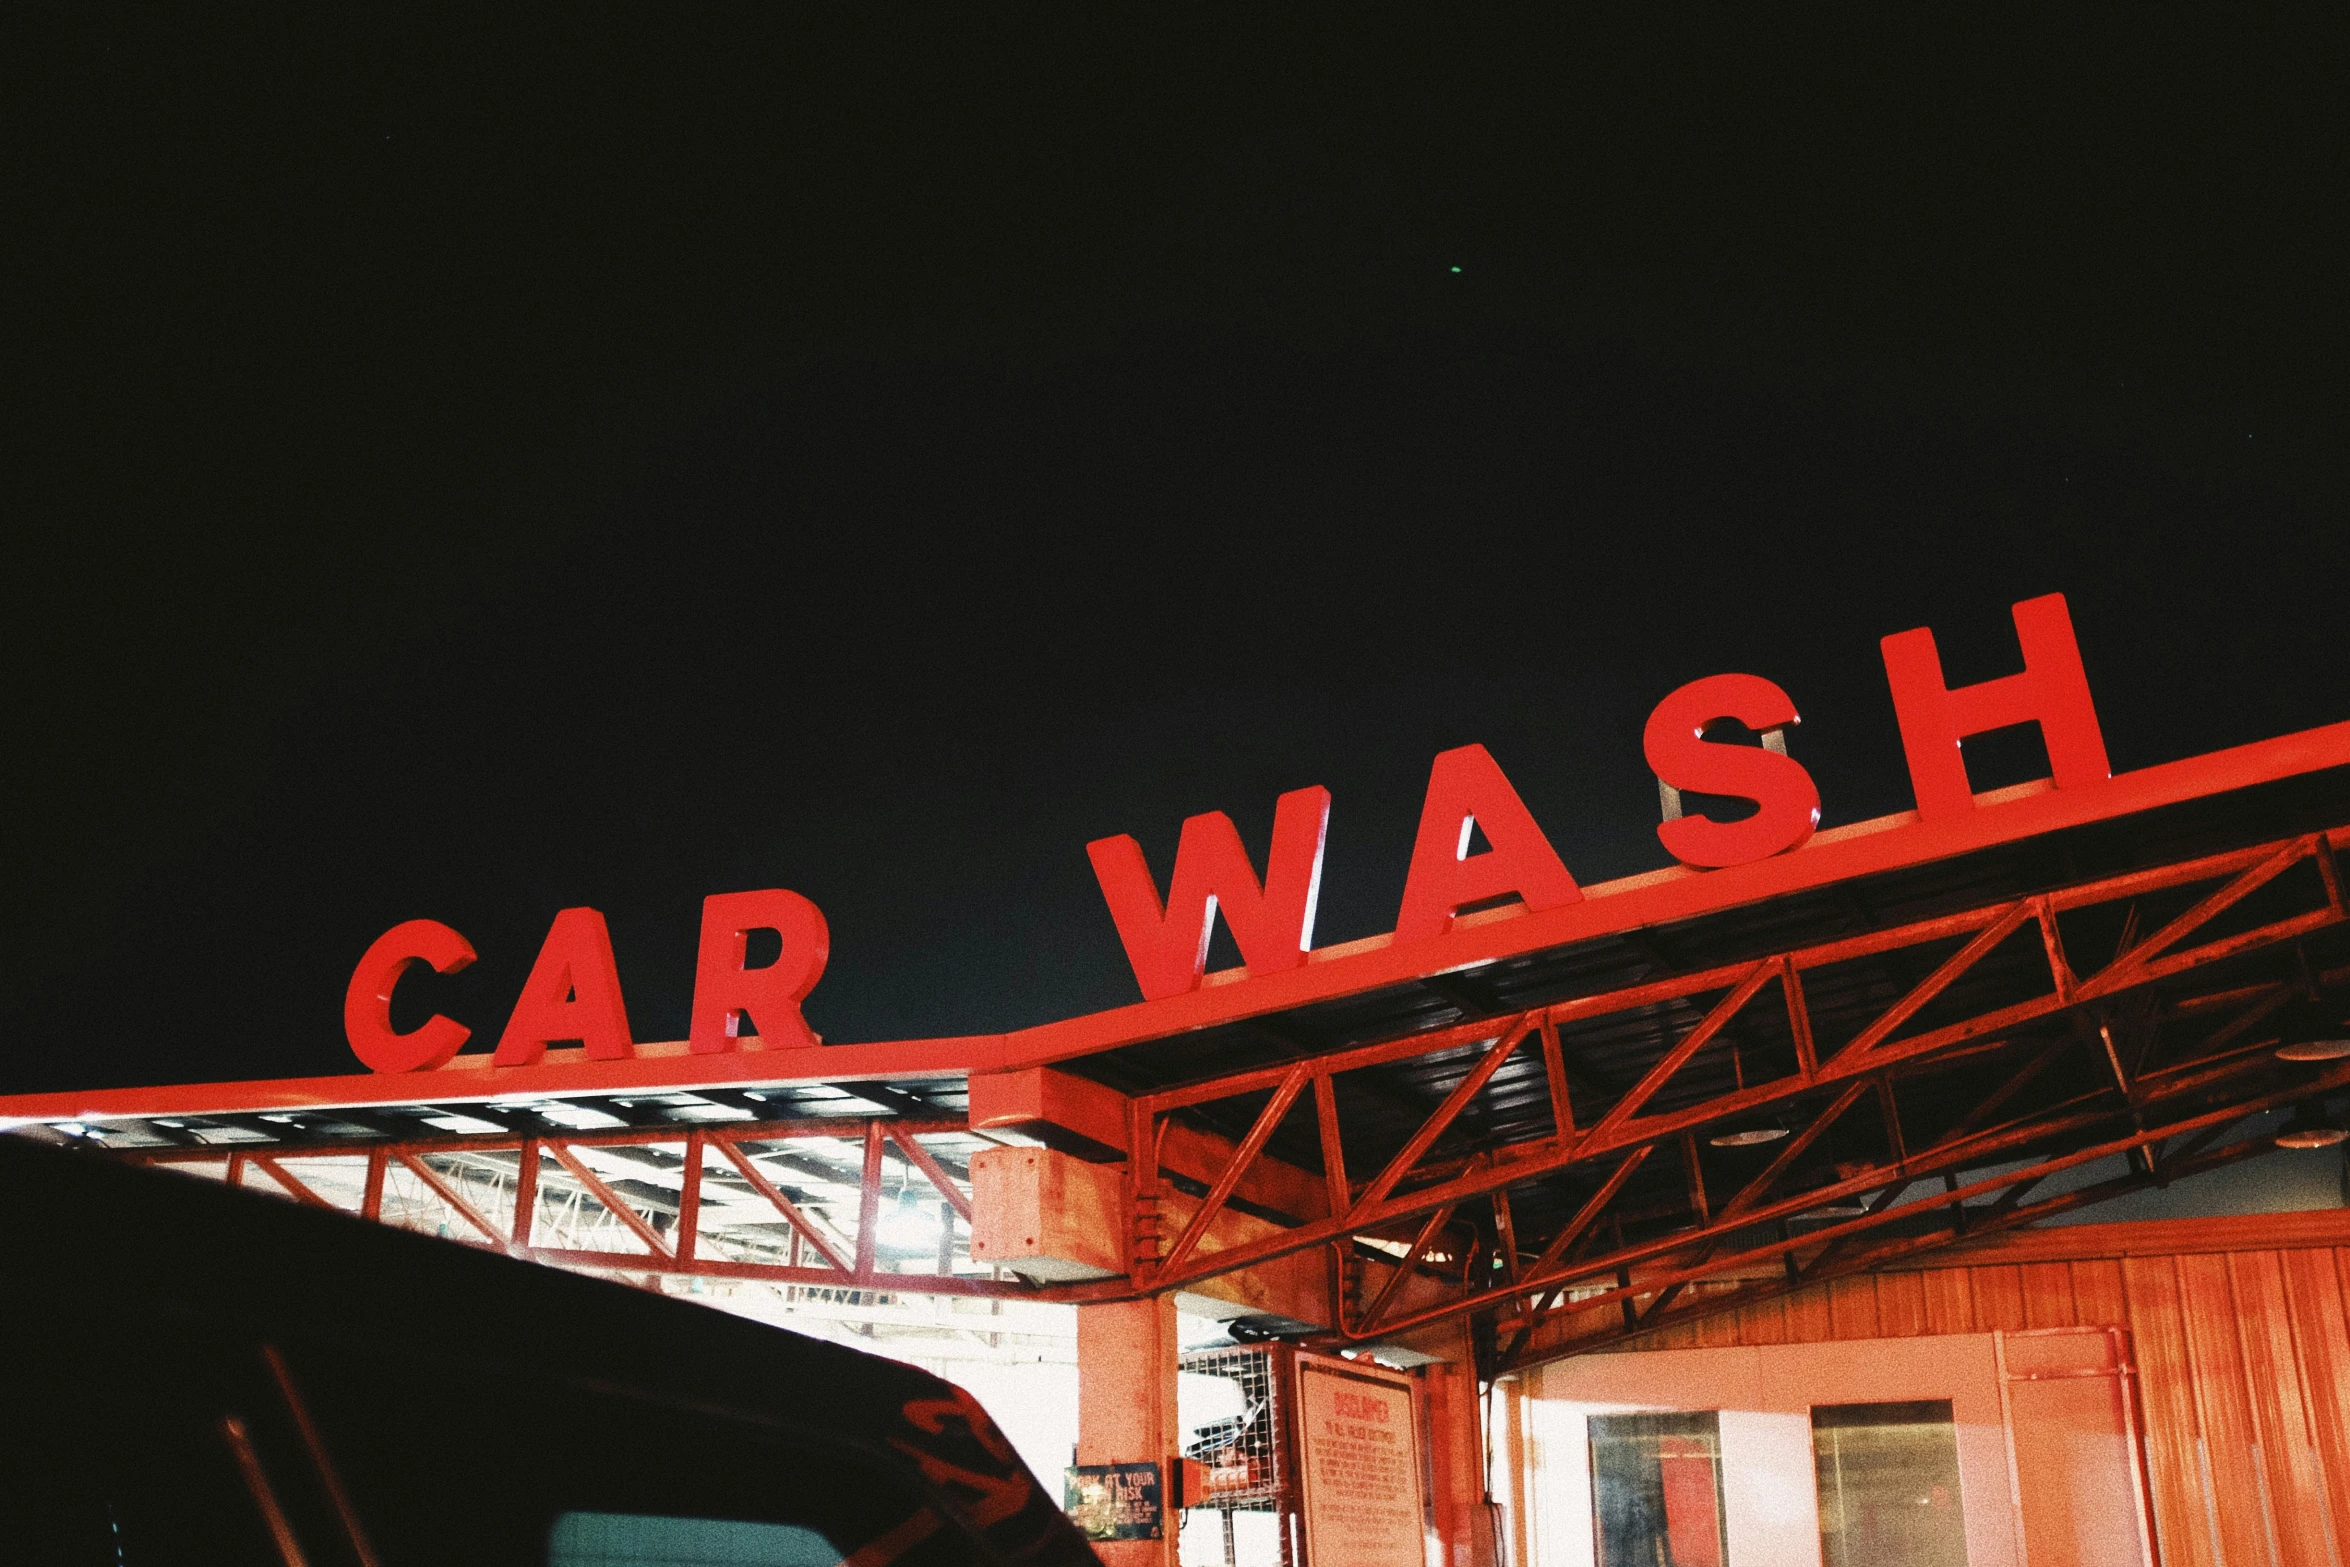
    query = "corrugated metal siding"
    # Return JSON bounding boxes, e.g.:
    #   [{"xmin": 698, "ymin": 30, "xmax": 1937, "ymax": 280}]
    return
[{"xmin": 1571, "ymin": 1220, "xmax": 2350, "ymax": 1567}]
